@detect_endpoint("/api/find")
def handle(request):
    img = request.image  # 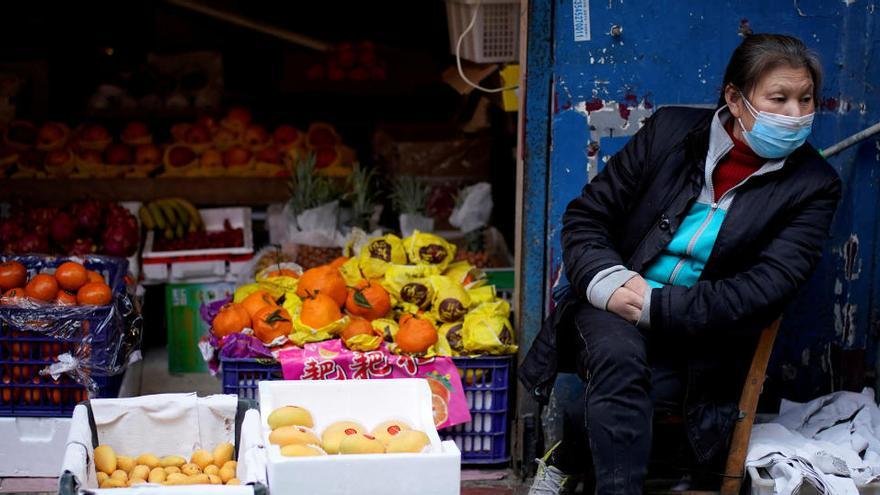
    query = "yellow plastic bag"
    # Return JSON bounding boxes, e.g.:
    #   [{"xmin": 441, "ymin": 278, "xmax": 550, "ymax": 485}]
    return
[
  {"xmin": 467, "ymin": 285, "xmax": 497, "ymax": 307},
  {"xmin": 429, "ymin": 276, "xmax": 471, "ymax": 323},
  {"xmin": 343, "ymin": 333, "xmax": 383, "ymax": 352},
  {"xmin": 338, "ymin": 257, "xmax": 365, "ymax": 287},
  {"xmin": 382, "ymin": 264, "xmax": 439, "ymax": 313},
  {"xmin": 289, "ymin": 315, "xmax": 349, "ymax": 346},
  {"xmin": 358, "ymin": 234, "xmax": 408, "ymax": 279},
  {"xmin": 402, "ymin": 231, "xmax": 456, "ymax": 272},
  {"xmin": 438, "ymin": 322, "xmax": 464, "ymax": 356},
  {"xmin": 371, "ymin": 318, "xmax": 399, "ymax": 343},
  {"xmin": 444, "ymin": 261, "xmax": 487, "ymax": 289},
  {"xmin": 461, "ymin": 303, "xmax": 517, "ymax": 355}
]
